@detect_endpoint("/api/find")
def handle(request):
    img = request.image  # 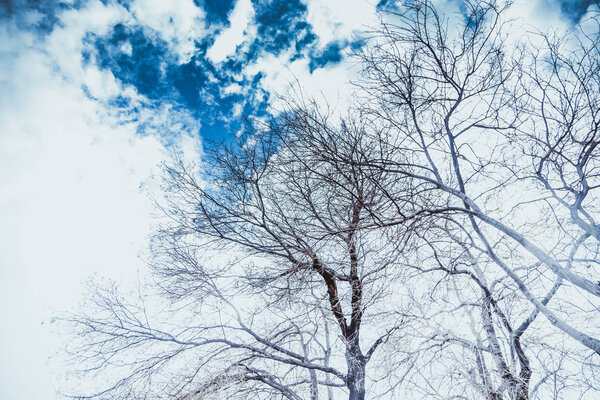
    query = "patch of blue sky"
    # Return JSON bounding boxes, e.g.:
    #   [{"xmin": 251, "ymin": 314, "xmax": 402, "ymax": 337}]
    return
[
  {"xmin": 78, "ymin": 0, "xmax": 356, "ymax": 143},
  {"xmin": 375, "ymin": 0, "xmax": 401, "ymax": 12},
  {"xmin": 0, "ymin": 0, "xmax": 67, "ymax": 33},
  {"xmin": 308, "ymin": 39, "xmax": 348, "ymax": 72},
  {"xmin": 250, "ymin": 0, "xmax": 316, "ymax": 56},
  {"xmin": 198, "ymin": 0, "xmax": 237, "ymax": 25},
  {"xmin": 82, "ymin": 22, "xmax": 258, "ymax": 141},
  {"xmin": 90, "ymin": 24, "xmax": 172, "ymax": 100},
  {"xmin": 557, "ymin": 0, "xmax": 598, "ymax": 22},
  {"xmin": 3, "ymin": 0, "xmax": 365, "ymax": 144}
]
